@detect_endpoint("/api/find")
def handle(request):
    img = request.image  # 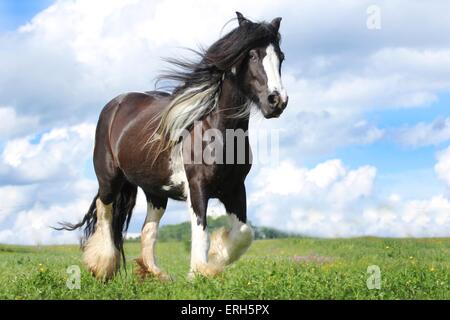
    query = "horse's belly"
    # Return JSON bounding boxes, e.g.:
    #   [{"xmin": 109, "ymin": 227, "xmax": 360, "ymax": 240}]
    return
[
  {"xmin": 158, "ymin": 184, "xmax": 188, "ymax": 201},
  {"xmin": 119, "ymin": 144, "xmax": 188, "ymax": 201}
]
